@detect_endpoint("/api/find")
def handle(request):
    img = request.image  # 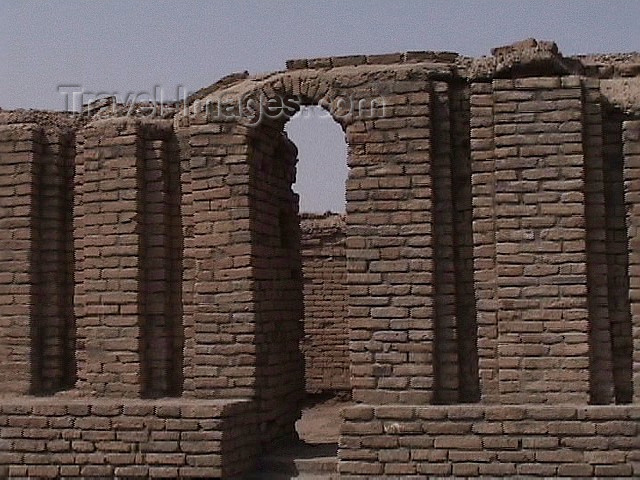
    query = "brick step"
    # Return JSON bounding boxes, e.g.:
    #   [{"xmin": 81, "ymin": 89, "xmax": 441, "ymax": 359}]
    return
[{"xmin": 247, "ymin": 442, "xmax": 338, "ymax": 479}]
